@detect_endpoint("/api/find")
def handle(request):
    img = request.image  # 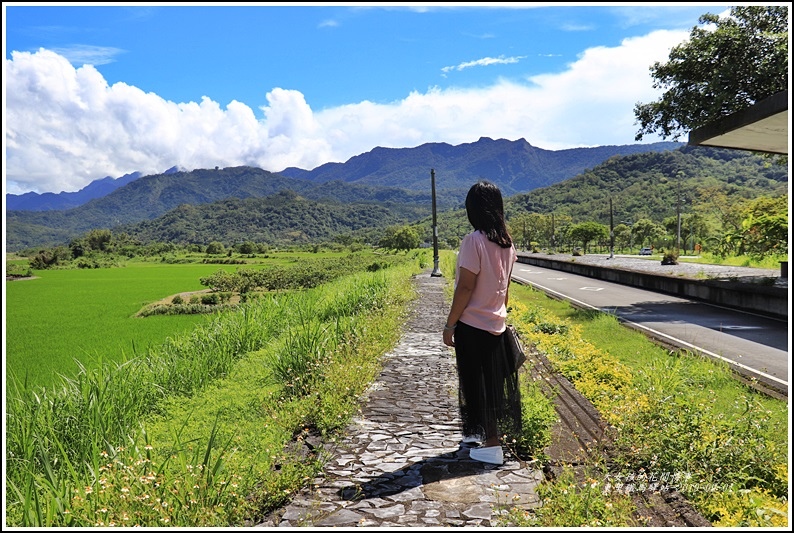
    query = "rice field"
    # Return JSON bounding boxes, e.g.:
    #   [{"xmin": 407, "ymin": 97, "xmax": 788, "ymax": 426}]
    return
[
  {"xmin": 4, "ymin": 251, "xmax": 427, "ymax": 527},
  {"xmin": 4, "ymin": 261, "xmax": 262, "ymax": 390}
]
